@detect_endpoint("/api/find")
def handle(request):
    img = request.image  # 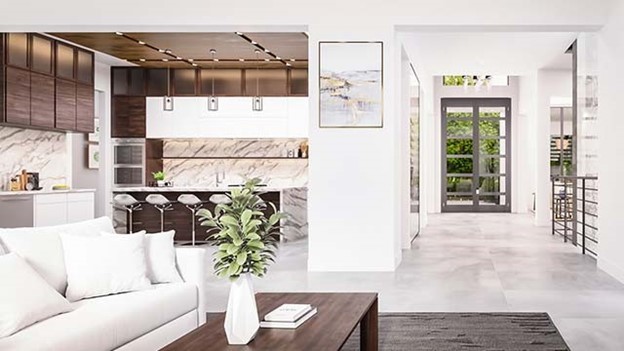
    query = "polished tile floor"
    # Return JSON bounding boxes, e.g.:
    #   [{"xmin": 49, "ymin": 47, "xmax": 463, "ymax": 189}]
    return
[{"xmin": 204, "ymin": 213, "xmax": 624, "ymax": 350}]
